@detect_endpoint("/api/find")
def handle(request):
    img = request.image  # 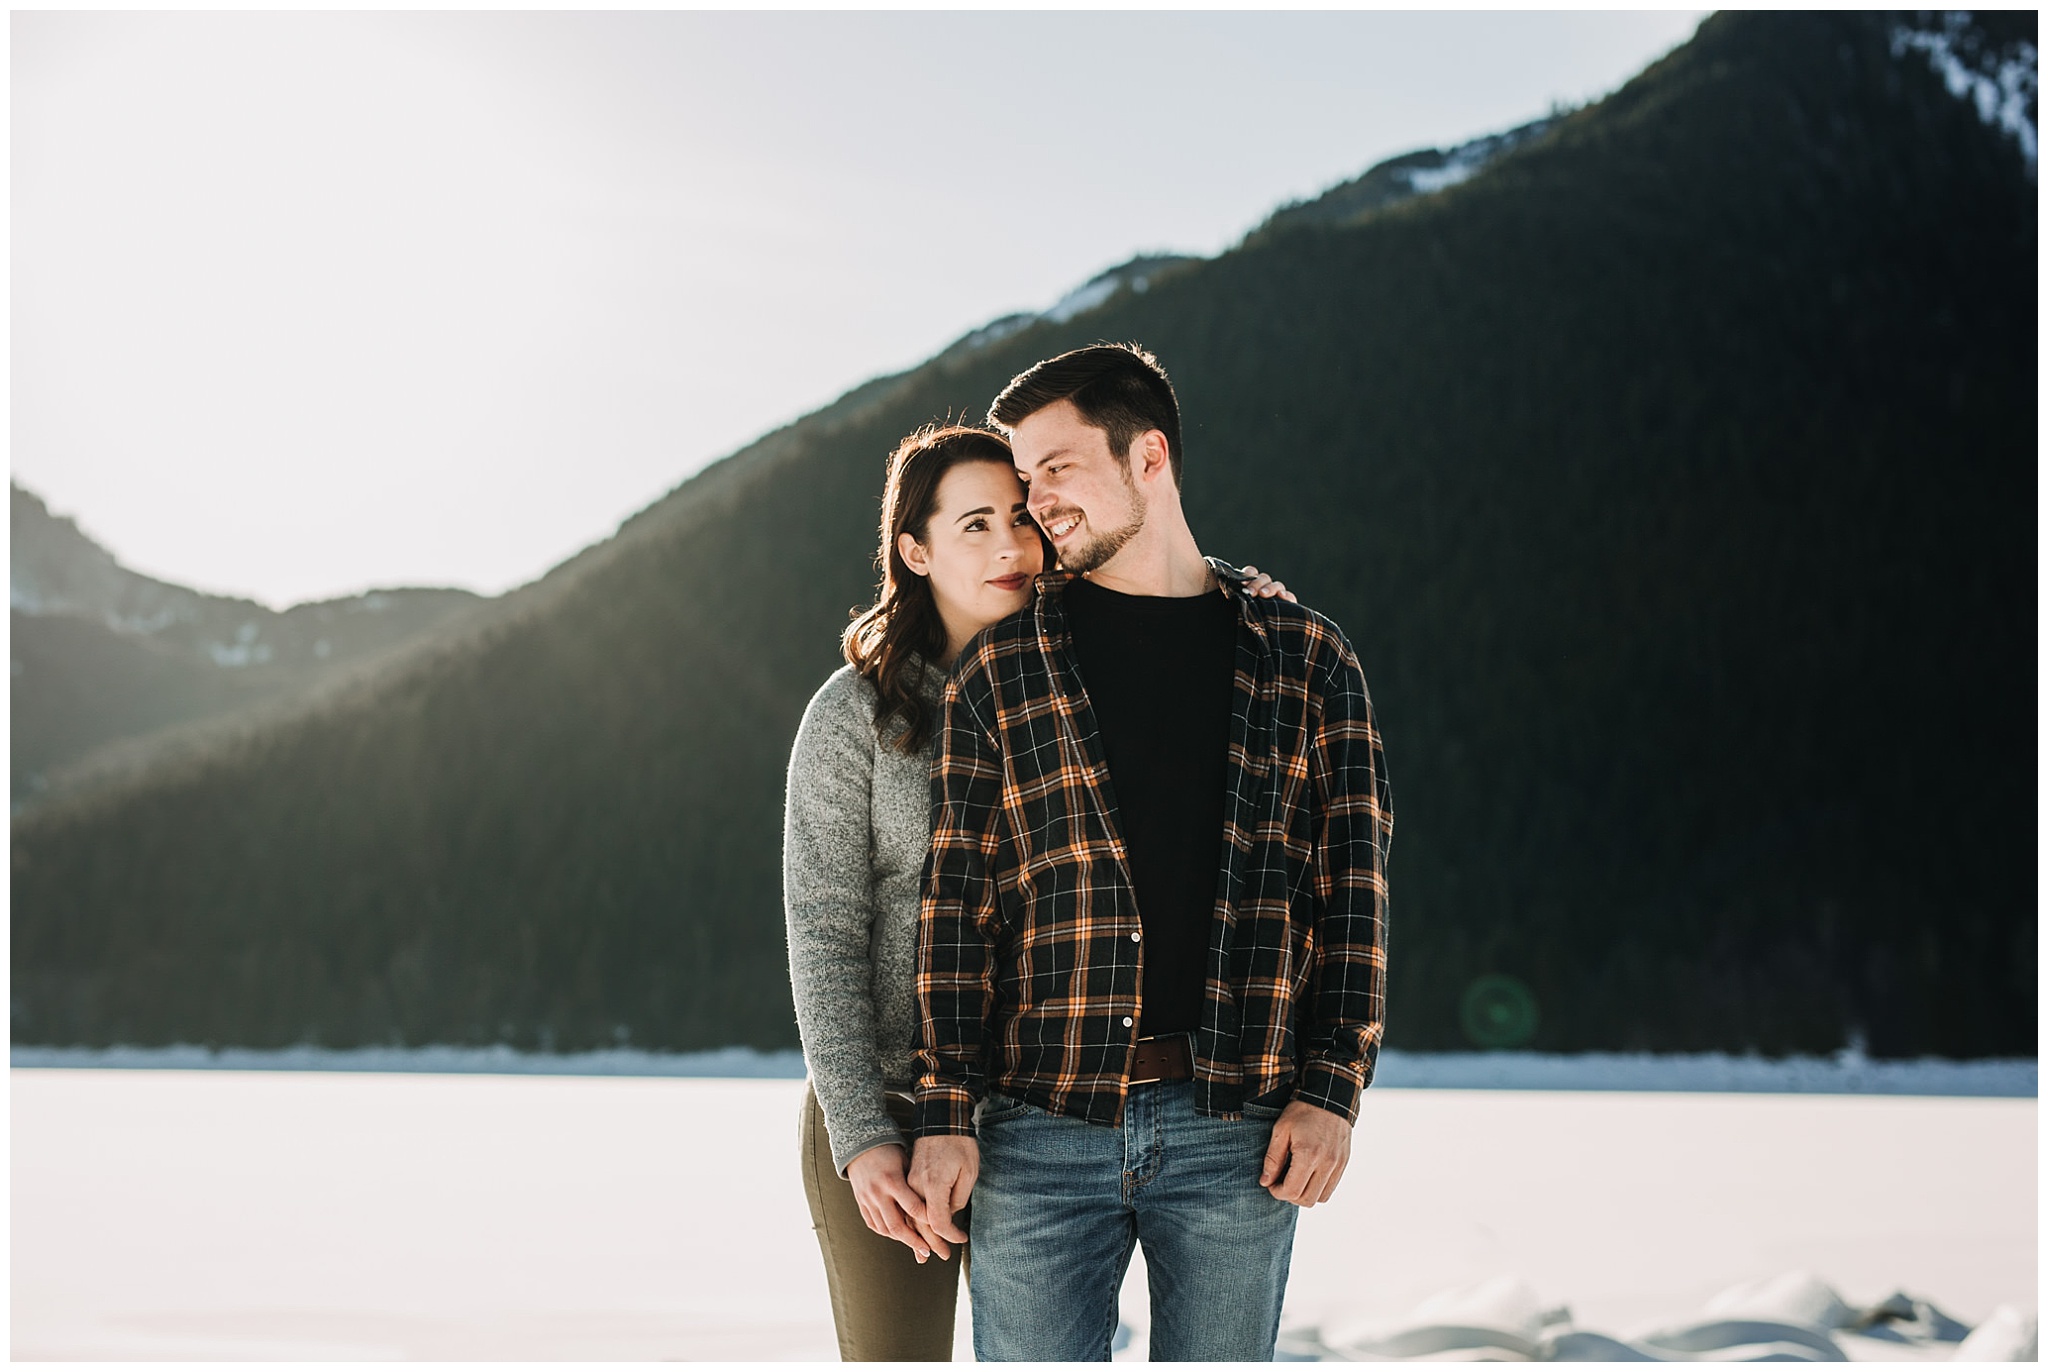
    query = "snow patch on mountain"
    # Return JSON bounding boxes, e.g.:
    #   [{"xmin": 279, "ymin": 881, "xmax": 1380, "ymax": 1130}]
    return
[
  {"xmin": 1044, "ymin": 276, "xmax": 1119, "ymax": 324},
  {"xmin": 1424, "ymin": 120, "xmax": 1555, "ymax": 190},
  {"xmin": 1400, "ymin": 121, "xmax": 1555, "ymax": 196},
  {"xmin": 1255, "ymin": 115, "xmax": 1559, "ymax": 240},
  {"xmin": 940, "ymin": 255, "xmax": 1201, "ymax": 360},
  {"xmin": 948, "ymin": 312, "xmax": 1037, "ymax": 356},
  {"xmin": 951, "ymin": 113, "xmax": 1567, "ymax": 359},
  {"xmin": 1891, "ymin": 14, "xmax": 2039, "ymax": 169},
  {"xmin": 109, "ymin": 607, "xmax": 189, "ymax": 635},
  {"xmin": 1044, "ymin": 255, "xmax": 1197, "ymax": 325},
  {"xmin": 206, "ymin": 622, "xmax": 275, "ymax": 668},
  {"xmin": 1404, "ymin": 158, "xmax": 1481, "ymax": 195}
]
